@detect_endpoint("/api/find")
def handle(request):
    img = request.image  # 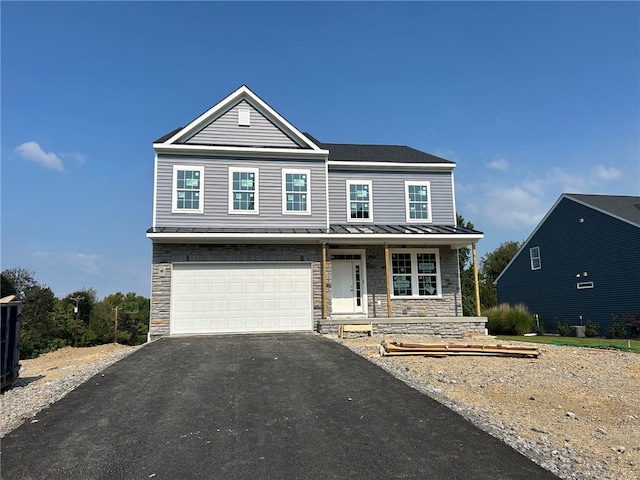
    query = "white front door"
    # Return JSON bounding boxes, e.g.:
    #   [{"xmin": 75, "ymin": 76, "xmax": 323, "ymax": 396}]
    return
[{"xmin": 331, "ymin": 259, "xmax": 365, "ymax": 314}]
